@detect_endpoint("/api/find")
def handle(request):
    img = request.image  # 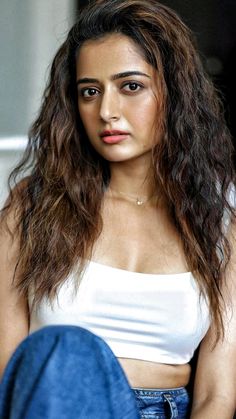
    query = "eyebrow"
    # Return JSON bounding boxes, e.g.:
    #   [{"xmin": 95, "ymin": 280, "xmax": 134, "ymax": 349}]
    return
[{"xmin": 76, "ymin": 71, "xmax": 151, "ymax": 85}]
